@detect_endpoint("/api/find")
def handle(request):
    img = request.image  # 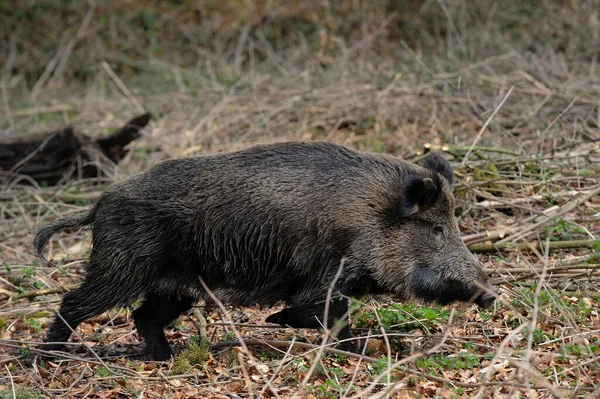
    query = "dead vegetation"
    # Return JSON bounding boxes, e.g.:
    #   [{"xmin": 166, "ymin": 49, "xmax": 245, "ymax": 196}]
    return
[{"xmin": 1, "ymin": 1, "xmax": 599, "ymax": 398}]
